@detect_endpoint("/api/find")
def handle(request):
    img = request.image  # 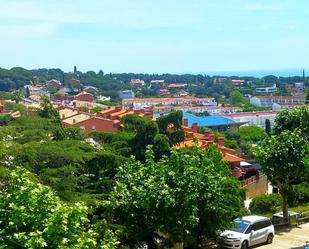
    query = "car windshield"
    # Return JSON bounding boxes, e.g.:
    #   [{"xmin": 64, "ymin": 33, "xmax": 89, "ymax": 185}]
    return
[{"xmin": 230, "ymin": 218, "xmax": 251, "ymax": 233}]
